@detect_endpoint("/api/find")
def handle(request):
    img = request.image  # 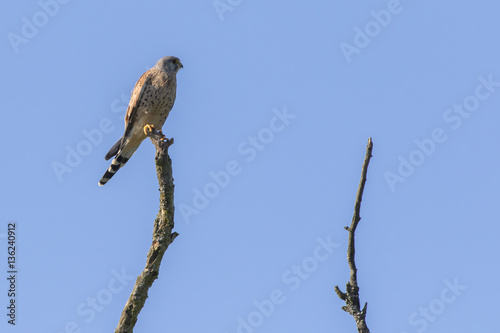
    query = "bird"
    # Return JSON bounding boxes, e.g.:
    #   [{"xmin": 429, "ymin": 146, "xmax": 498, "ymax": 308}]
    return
[{"xmin": 98, "ymin": 56, "xmax": 183, "ymax": 186}]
